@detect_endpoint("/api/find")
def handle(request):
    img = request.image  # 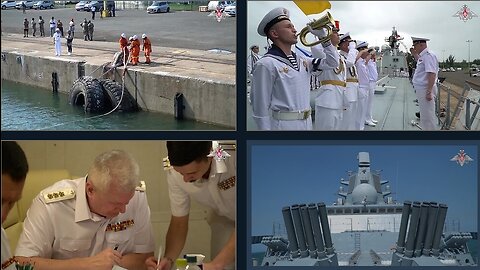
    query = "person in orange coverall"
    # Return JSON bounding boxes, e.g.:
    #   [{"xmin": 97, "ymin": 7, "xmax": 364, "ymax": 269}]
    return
[
  {"xmin": 119, "ymin": 33, "xmax": 129, "ymax": 65},
  {"xmin": 142, "ymin": 33, "xmax": 152, "ymax": 64},
  {"xmin": 130, "ymin": 35, "xmax": 141, "ymax": 66}
]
